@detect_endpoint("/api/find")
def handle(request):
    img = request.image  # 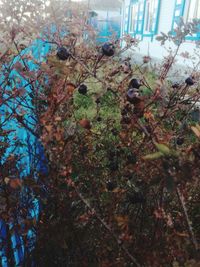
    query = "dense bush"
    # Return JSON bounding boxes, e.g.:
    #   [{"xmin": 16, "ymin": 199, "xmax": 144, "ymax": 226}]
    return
[{"xmin": 0, "ymin": 1, "xmax": 200, "ymax": 266}]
